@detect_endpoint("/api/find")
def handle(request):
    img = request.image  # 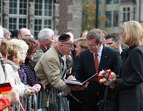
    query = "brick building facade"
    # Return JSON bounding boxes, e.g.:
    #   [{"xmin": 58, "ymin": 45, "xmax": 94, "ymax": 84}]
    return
[{"xmin": 0, "ymin": 0, "xmax": 82, "ymax": 38}]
